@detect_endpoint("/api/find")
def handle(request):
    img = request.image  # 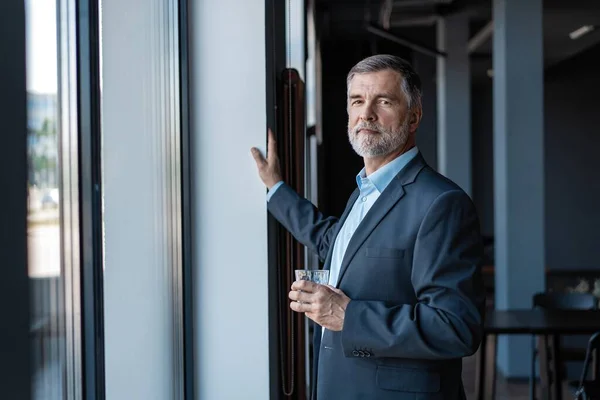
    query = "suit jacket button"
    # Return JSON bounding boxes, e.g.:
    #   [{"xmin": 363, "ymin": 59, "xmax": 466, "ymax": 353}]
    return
[
  {"xmin": 358, "ymin": 350, "xmax": 365, "ymax": 357},
  {"xmin": 352, "ymin": 350, "xmax": 359, "ymax": 357},
  {"xmin": 365, "ymin": 351, "xmax": 371, "ymax": 357}
]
